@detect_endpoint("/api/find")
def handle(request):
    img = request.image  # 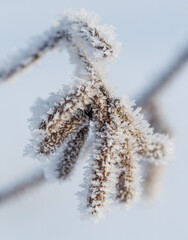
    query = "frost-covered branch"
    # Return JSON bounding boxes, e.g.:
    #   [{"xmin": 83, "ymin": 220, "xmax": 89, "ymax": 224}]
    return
[
  {"xmin": 0, "ymin": 9, "xmax": 173, "ymax": 220},
  {"xmin": 0, "ymin": 9, "xmax": 116, "ymax": 82}
]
